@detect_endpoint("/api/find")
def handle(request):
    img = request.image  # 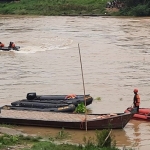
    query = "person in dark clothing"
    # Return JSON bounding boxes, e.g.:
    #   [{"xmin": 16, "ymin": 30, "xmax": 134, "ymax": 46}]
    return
[
  {"xmin": 0, "ymin": 42, "xmax": 4, "ymax": 47},
  {"xmin": 133, "ymin": 89, "xmax": 140, "ymax": 113},
  {"xmin": 8, "ymin": 42, "xmax": 12, "ymax": 48},
  {"xmin": 9, "ymin": 42, "xmax": 15, "ymax": 48}
]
